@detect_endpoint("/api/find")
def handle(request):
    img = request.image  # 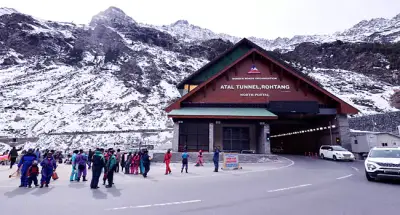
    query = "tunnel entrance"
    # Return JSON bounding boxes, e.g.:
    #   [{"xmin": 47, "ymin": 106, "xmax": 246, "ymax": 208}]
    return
[{"xmin": 269, "ymin": 115, "xmax": 336, "ymax": 155}]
